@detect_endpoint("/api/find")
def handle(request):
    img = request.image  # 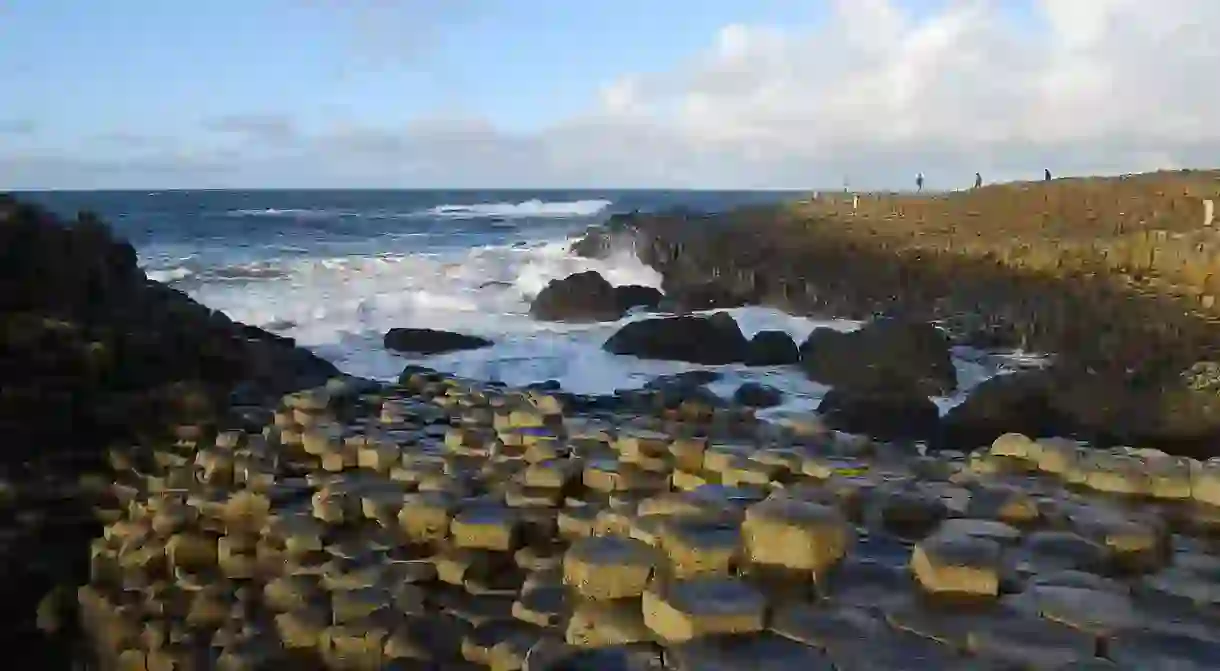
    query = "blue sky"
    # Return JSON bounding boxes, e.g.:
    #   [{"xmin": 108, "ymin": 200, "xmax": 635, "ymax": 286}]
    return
[
  {"xmin": 1, "ymin": 0, "xmax": 1216, "ymax": 189},
  {"xmin": 1, "ymin": 0, "xmax": 825, "ymax": 140}
]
